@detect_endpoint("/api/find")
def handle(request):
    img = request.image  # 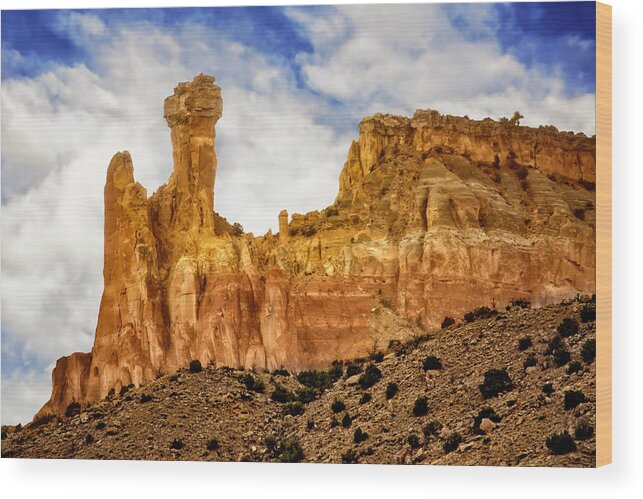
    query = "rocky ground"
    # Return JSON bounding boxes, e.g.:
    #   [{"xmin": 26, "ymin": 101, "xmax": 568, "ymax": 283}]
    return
[{"xmin": 2, "ymin": 298, "xmax": 596, "ymax": 466}]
